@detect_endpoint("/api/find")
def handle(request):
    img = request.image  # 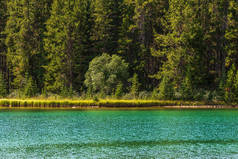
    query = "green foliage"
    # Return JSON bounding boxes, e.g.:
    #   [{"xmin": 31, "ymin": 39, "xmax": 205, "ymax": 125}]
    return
[
  {"xmin": 5, "ymin": 0, "xmax": 52, "ymax": 89},
  {"xmin": 44, "ymin": 0, "xmax": 94, "ymax": 94},
  {"xmin": 0, "ymin": 73, "xmax": 7, "ymax": 97},
  {"xmin": 1, "ymin": 0, "xmax": 238, "ymax": 102},
  {"xmin": 151, "ymin": 88, "xmax": 159, "ymax": 99},
  {"xmin": 129, "ymin": 74, "xmax": 140, "ymax": 98},
  {"xmin": 84, "ymin": 53, "xmax": 129, "ymax": 95},
  {"xmin": 224, "ymin": 64, "xmax": 238, "ymax": 102},
  {"xmin": 93, "ymin": 96, "xmax": 99, "ymax": 102},
  {"xmin": 158, "ymin": 76, "xmax": 174, "ymax": 100},
  {"xmin": 94, "ymin": 0, "xmax": 123, "ymax": 55},
  {"xmin": 24, "ymin": 76, "xmax": 38, "ymax": 98},
  {"xmin": 180, "ymin": 76, "xmax": 194, "ymax": 100},
  {"xmin": 115, "ymin": 82, "xmax": 124, "ymax": 98},
  {"xmin": 60, "ymin": 86, "xmax": 74, "ymax": 98},
  {"xmin": 0, "ymin": 0, "xmax": 7, "ymax": 54}
]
